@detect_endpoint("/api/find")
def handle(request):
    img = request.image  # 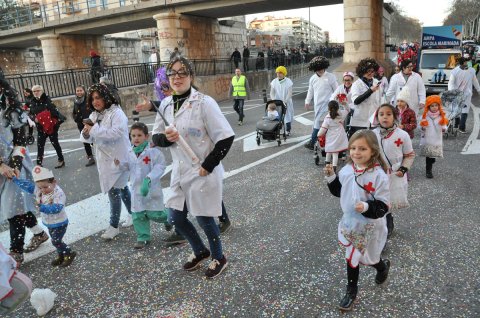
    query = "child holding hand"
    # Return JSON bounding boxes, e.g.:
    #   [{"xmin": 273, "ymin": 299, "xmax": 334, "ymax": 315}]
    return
[{"xmin": 324, "ymin": 130, "xmax": 391, "ymax": 311}]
